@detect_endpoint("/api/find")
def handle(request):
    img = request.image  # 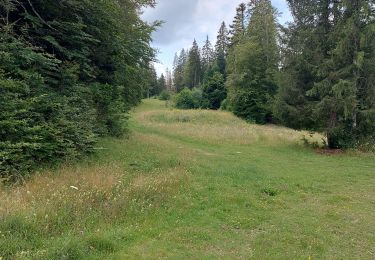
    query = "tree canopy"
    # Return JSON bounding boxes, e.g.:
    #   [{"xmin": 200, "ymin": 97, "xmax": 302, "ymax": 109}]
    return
[{"xmin": 0, "ymin": 0, "xmax": 157, "ymax": 177}]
